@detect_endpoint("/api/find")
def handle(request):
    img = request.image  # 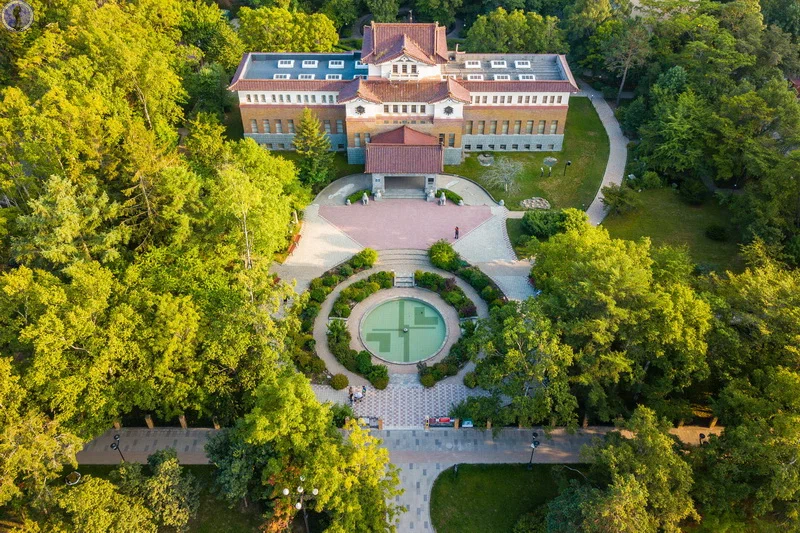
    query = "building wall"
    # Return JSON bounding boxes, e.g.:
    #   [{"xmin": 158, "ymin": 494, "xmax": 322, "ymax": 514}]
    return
[
  {"xmin": 240, "ymin": 104, "xmax": 349, "ymax": 149},
  {"xmin": 461, "ymin": 134, "xmax": 564, "ymax": 152},
  {"xmin": 463, "ymin": 106, "xmax": 568, "ymax": 135}
]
